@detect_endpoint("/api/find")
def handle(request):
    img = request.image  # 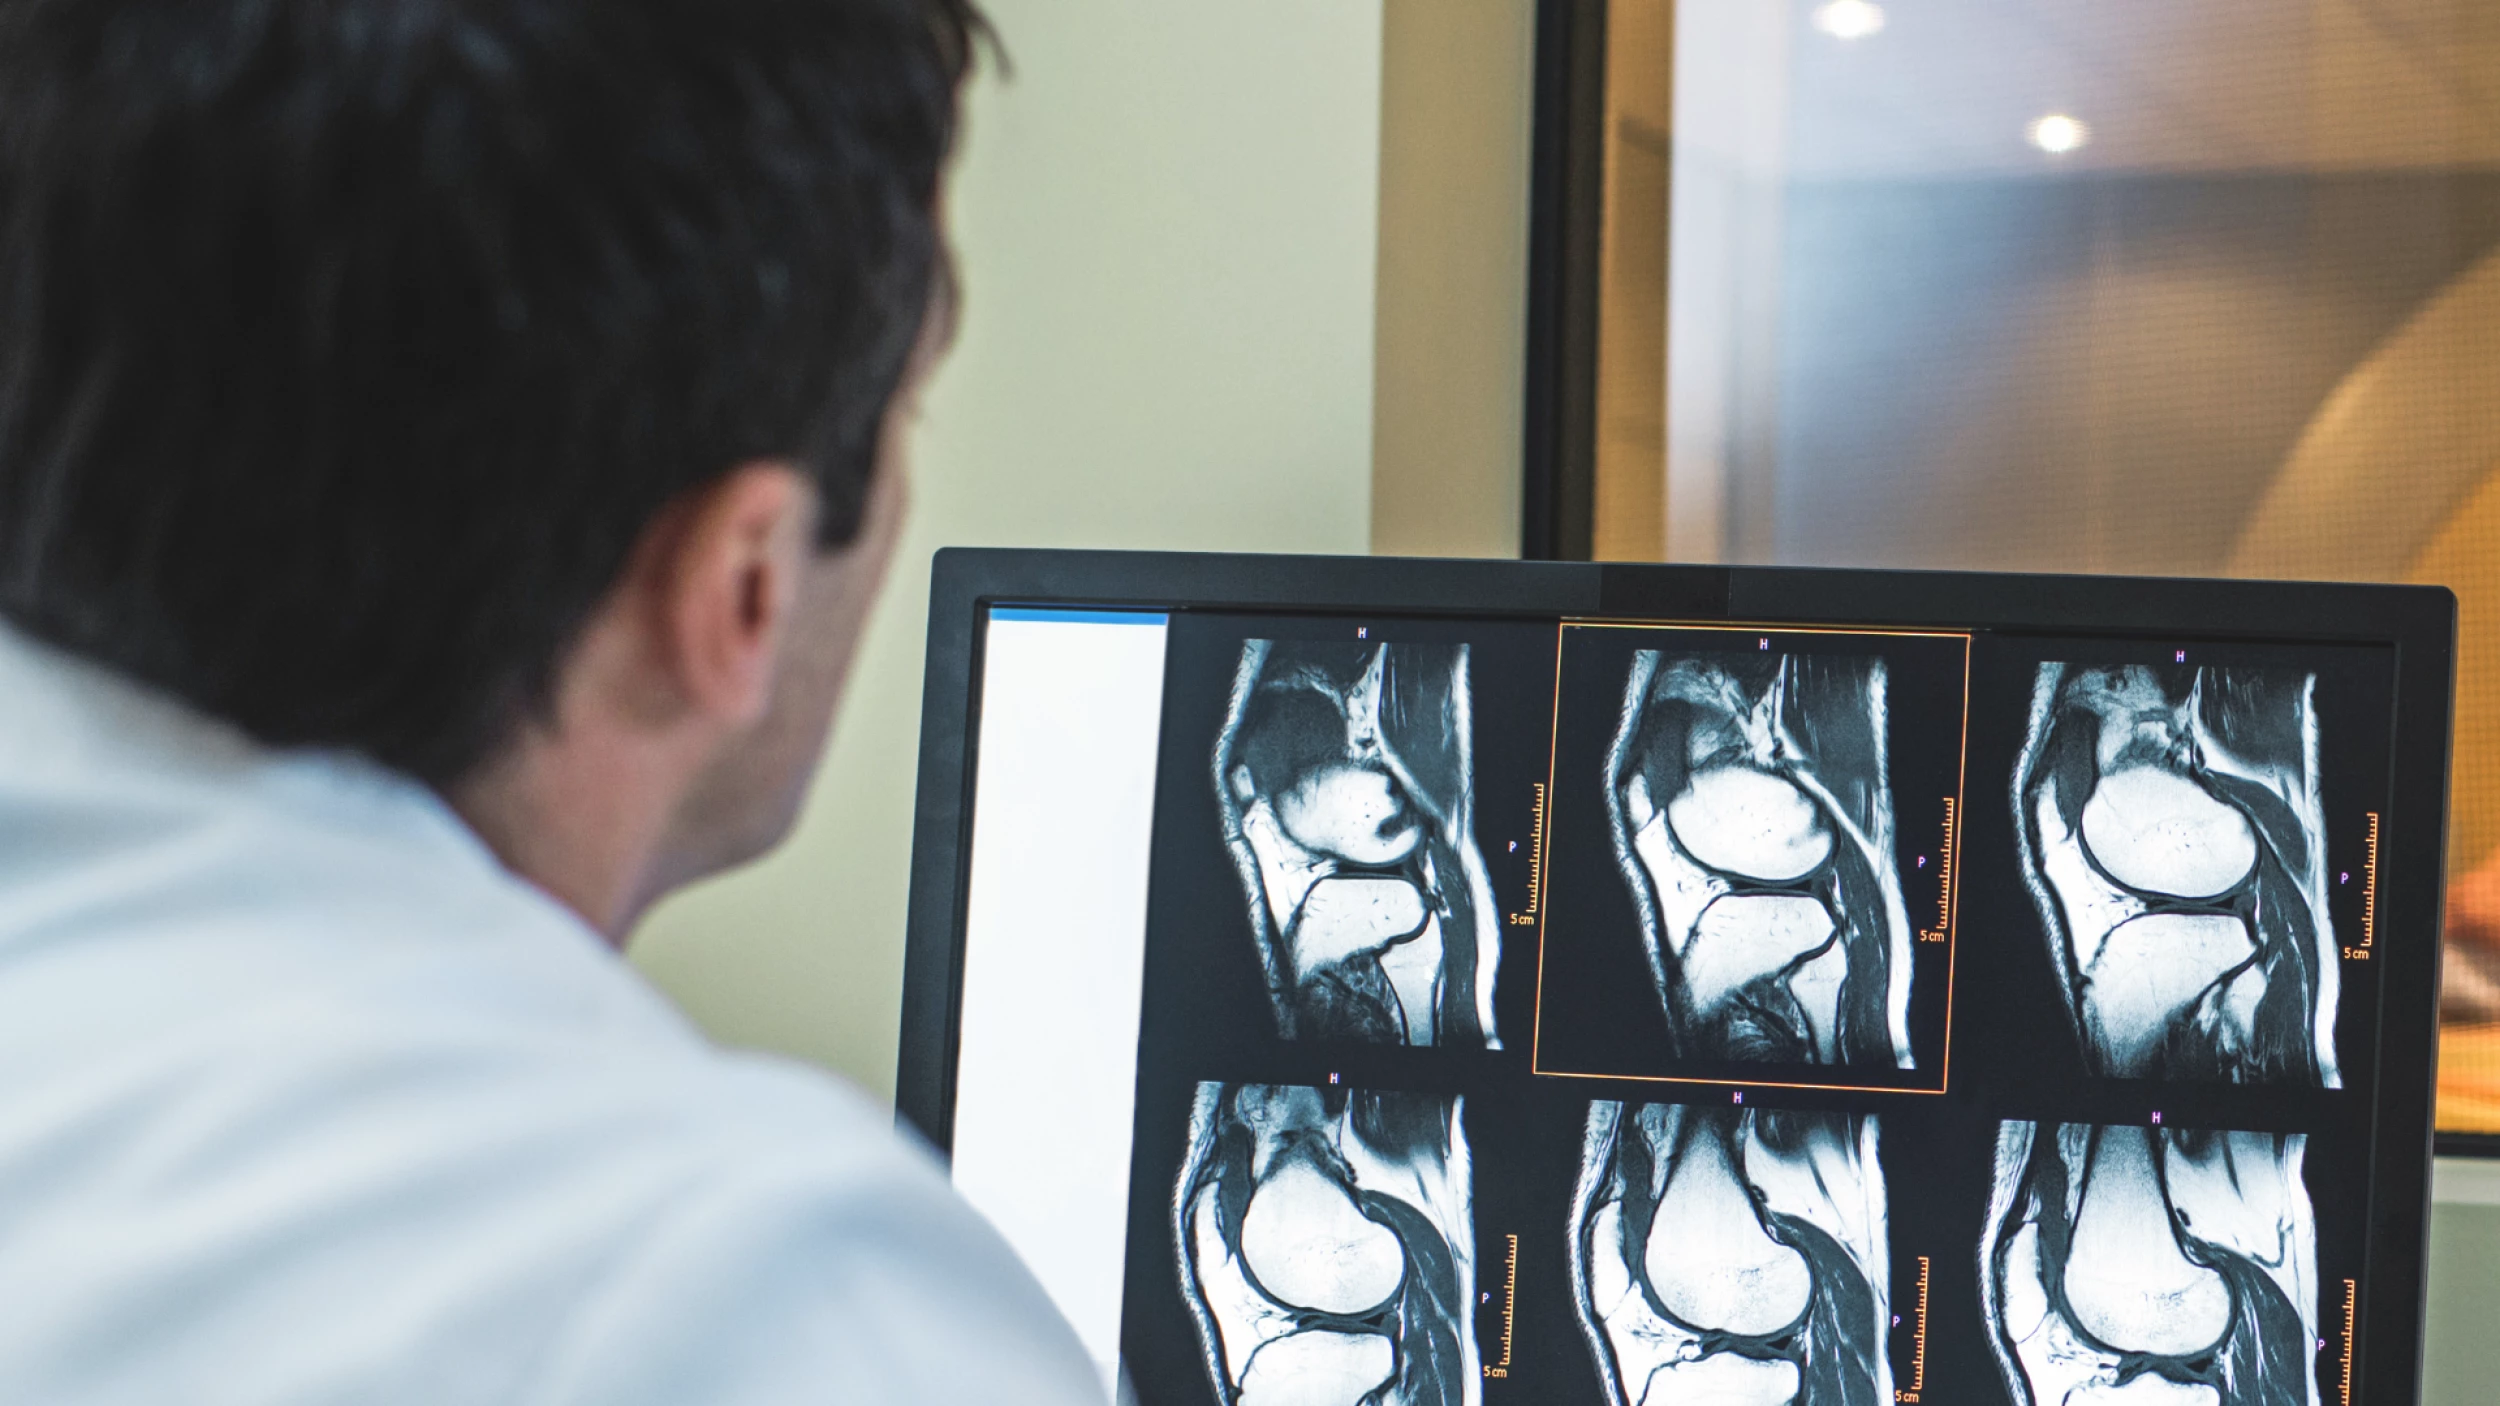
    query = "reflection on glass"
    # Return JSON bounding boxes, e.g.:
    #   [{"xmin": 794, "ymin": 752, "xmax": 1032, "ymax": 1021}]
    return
[{"xmin": 1587, "ymin": 0, "xmax": 2500, "ymax": 1131}]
